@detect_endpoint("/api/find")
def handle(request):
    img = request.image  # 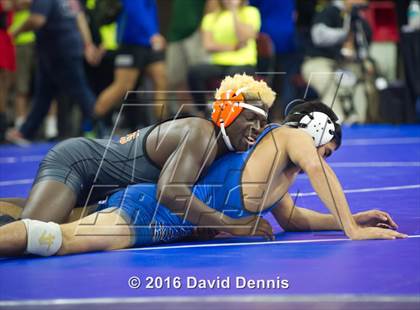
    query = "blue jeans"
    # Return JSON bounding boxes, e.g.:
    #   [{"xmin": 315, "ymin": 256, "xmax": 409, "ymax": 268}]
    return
[{"xmin": 20, "ymin": 55, "xmax": 95, "ymax": 139}]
